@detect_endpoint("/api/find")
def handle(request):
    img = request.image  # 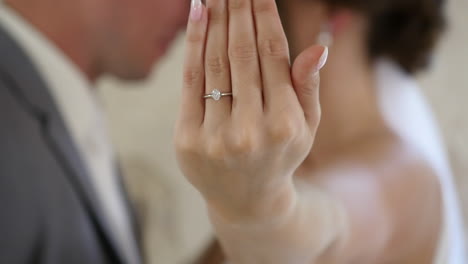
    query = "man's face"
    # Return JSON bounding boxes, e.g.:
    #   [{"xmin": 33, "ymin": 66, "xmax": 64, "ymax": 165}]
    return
[{"xmin": 96, "ymin": 0, "xmax": 189, "ymax": 80}]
